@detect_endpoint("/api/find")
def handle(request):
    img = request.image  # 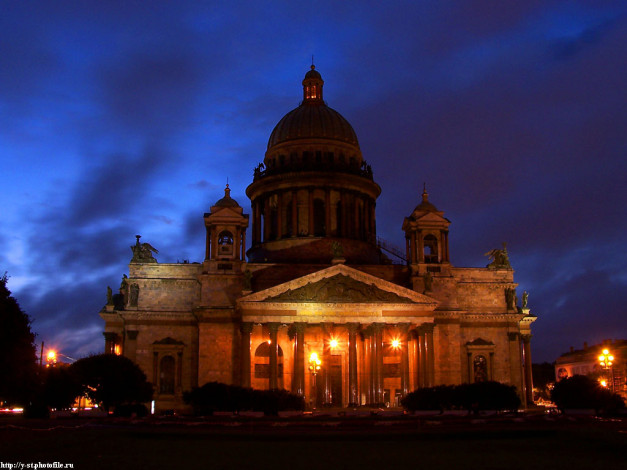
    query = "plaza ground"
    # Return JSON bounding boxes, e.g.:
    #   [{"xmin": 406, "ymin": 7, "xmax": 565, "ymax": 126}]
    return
[{"xmin": 1, "ymin": 412, "xmax": 625, "ymax": 470}]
